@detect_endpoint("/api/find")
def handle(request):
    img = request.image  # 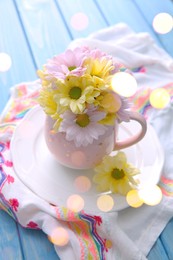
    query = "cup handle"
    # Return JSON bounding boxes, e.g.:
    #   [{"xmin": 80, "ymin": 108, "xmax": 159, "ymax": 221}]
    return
[{"xmin": 114, "ymin": 111, "xmax": 147, "ymax": 150}]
